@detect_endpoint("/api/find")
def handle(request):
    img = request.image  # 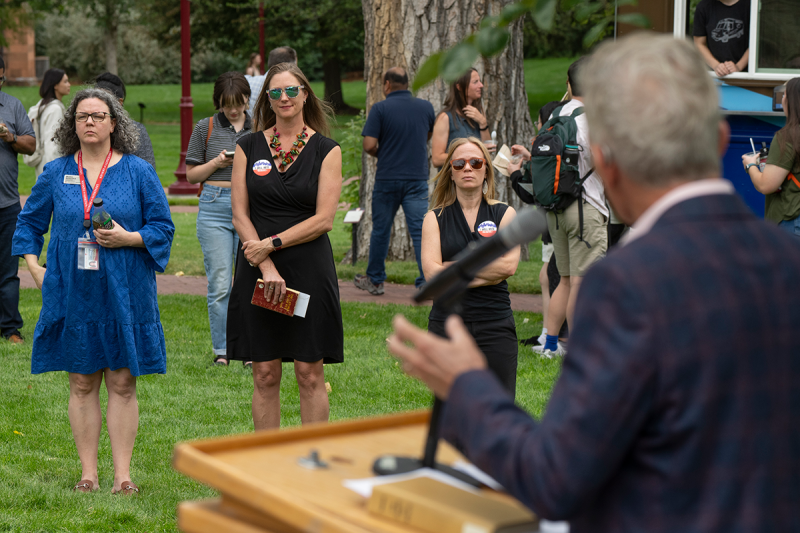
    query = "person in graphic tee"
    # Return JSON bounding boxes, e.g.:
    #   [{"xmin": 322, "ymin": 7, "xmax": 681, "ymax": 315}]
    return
[{"xmin": 693, "ymin": 0, "xmax": 750, "ymax": 77}]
